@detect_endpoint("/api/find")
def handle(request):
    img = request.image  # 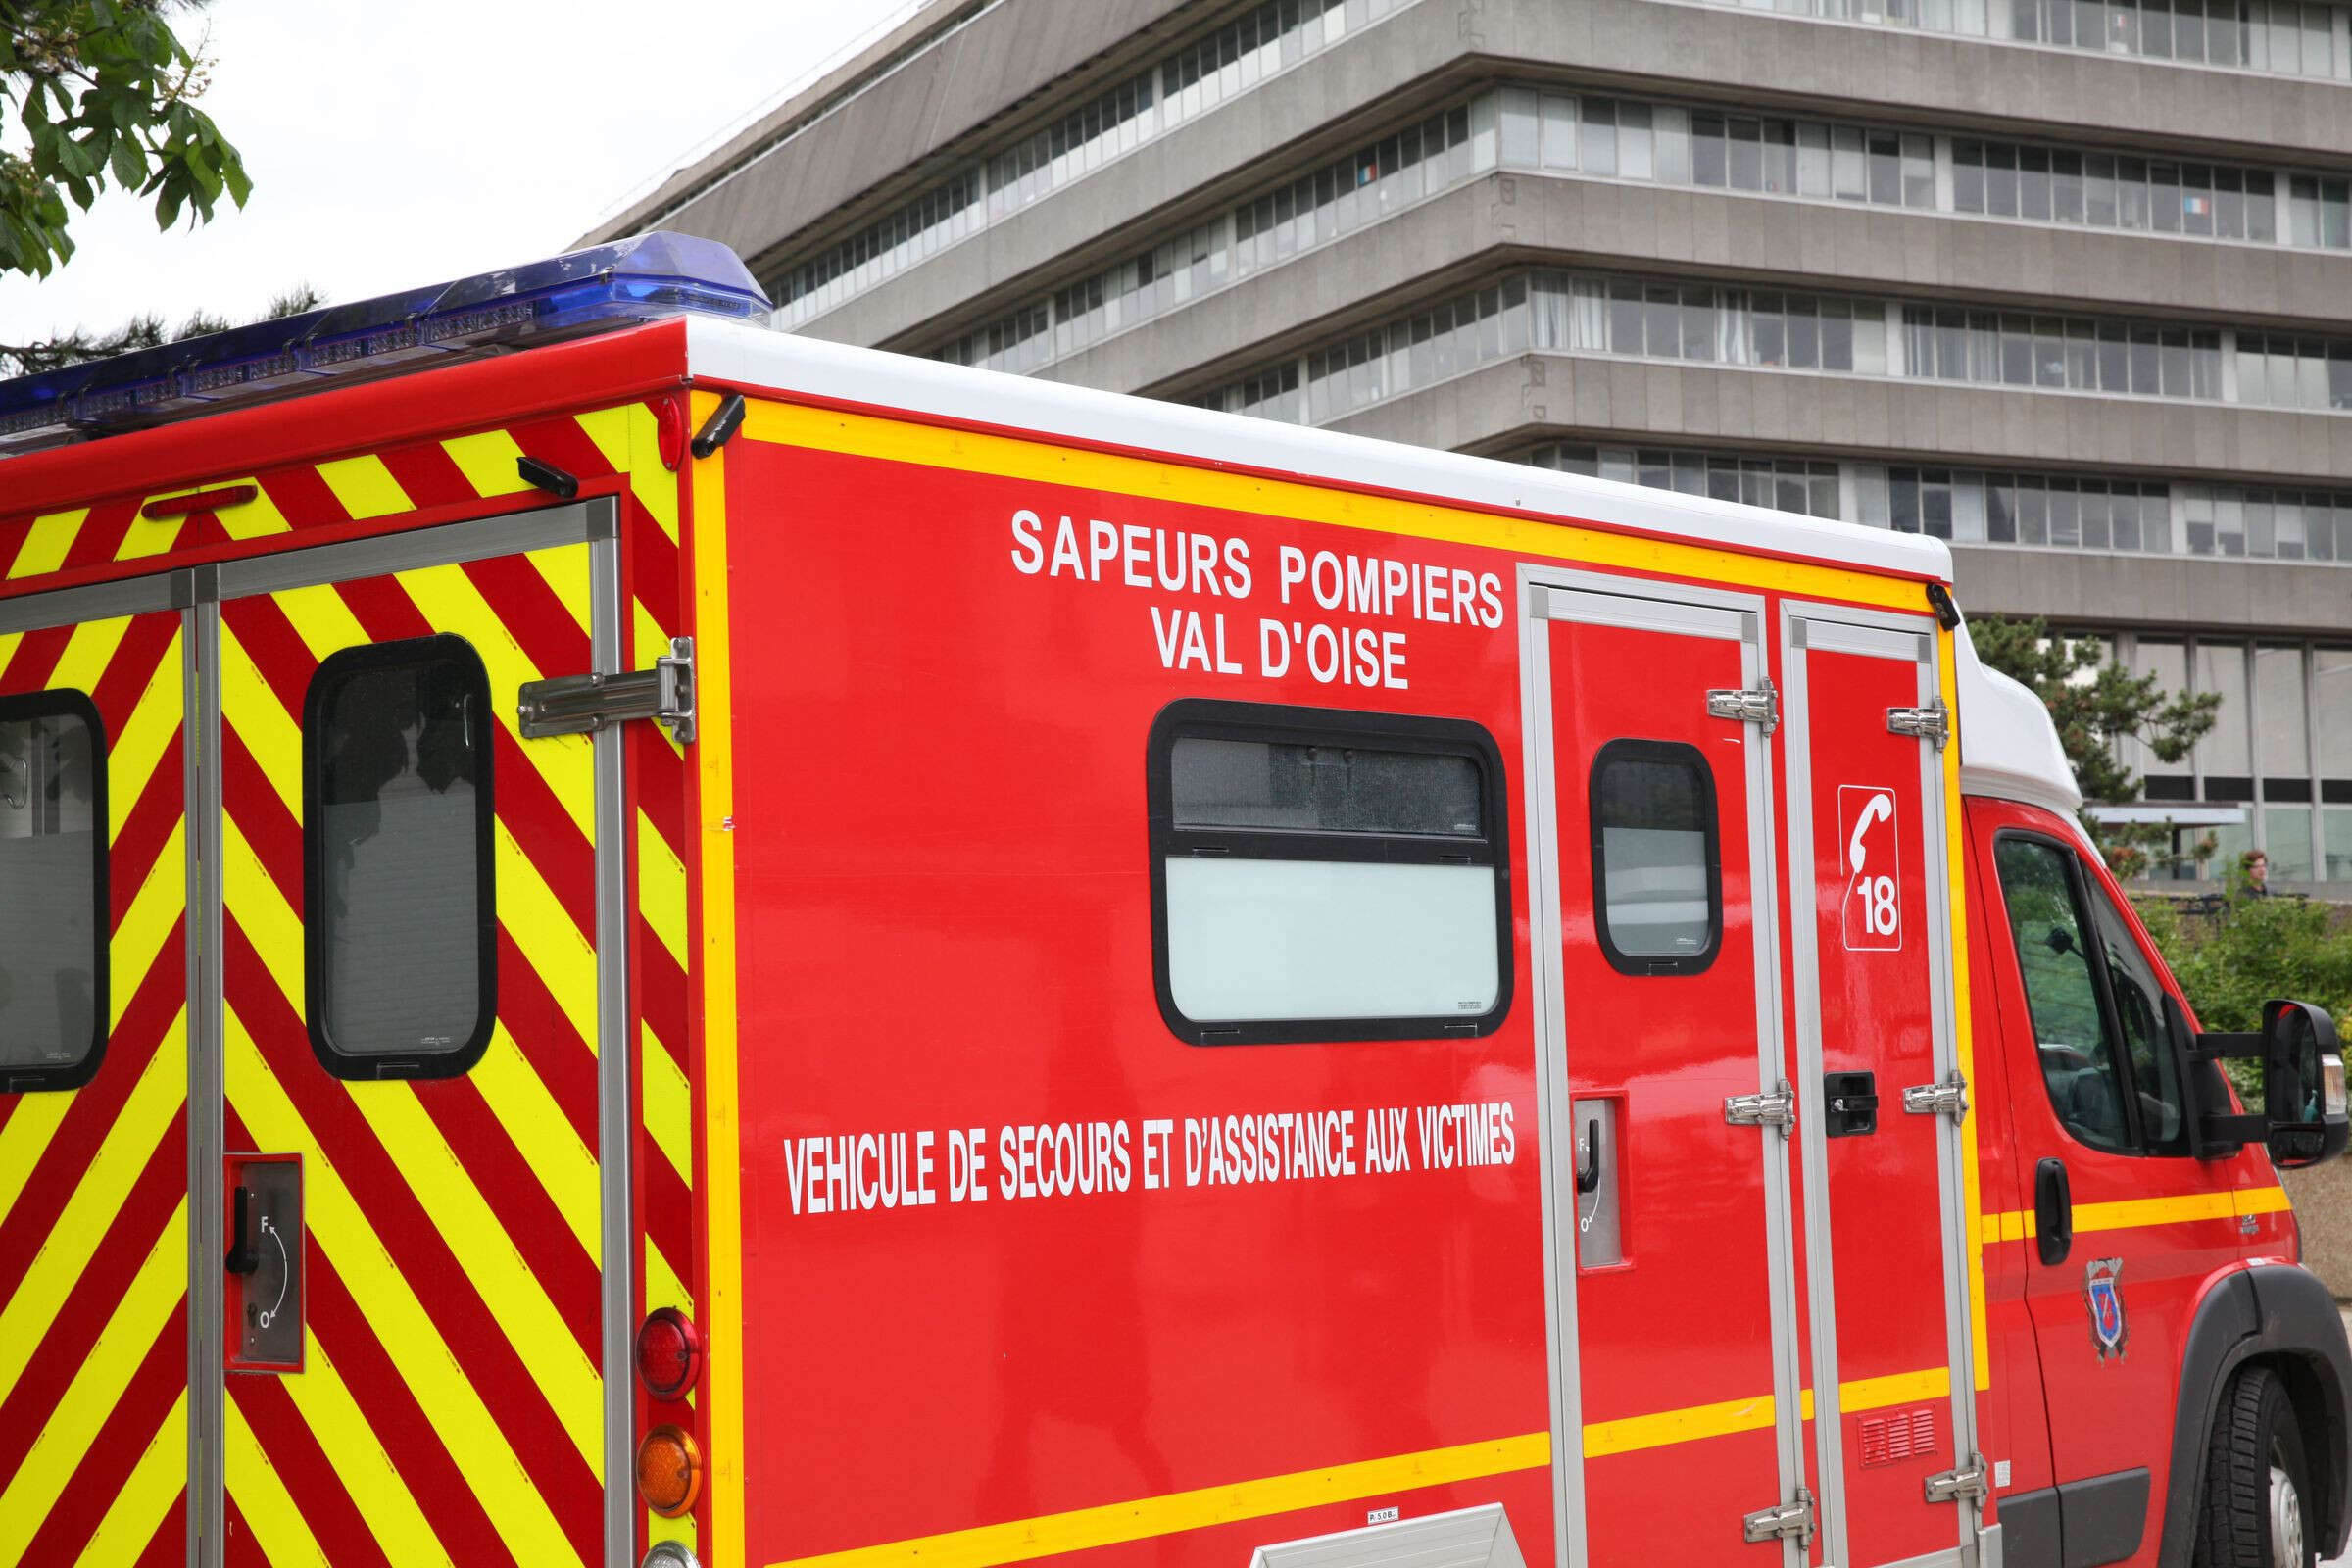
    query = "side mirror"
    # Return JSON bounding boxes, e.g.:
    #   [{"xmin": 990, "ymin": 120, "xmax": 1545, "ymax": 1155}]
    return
[
  {"xmin": 2261, "ymin": 1001, "xmax": 2350, "ymax": 1169},
  {"xmin": 2166, "ymin": 993, "xmax": 2240, "ymax": 1160},
  {"xmin": 2181, "ymin": 998, "xmax": 2352, "ymax": 1167}
]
